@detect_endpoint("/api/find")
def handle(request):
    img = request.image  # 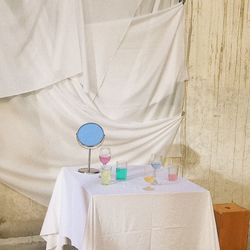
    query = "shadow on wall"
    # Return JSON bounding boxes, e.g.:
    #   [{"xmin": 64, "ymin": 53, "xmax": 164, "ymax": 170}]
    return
[
  {"xmin": 181, "ymin": 144, "xmax": 200, "ymax": 169},
  {"xmin": 179, "ymin": 144, "xmax": 250, "ymax": 211},
  {"xmin": 164, "ymin": 144, "xmax": 200, "ymax": 175},
  {"xmin": 179, "ymin": 144, "xmax": 250, "ymax": 249}
]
